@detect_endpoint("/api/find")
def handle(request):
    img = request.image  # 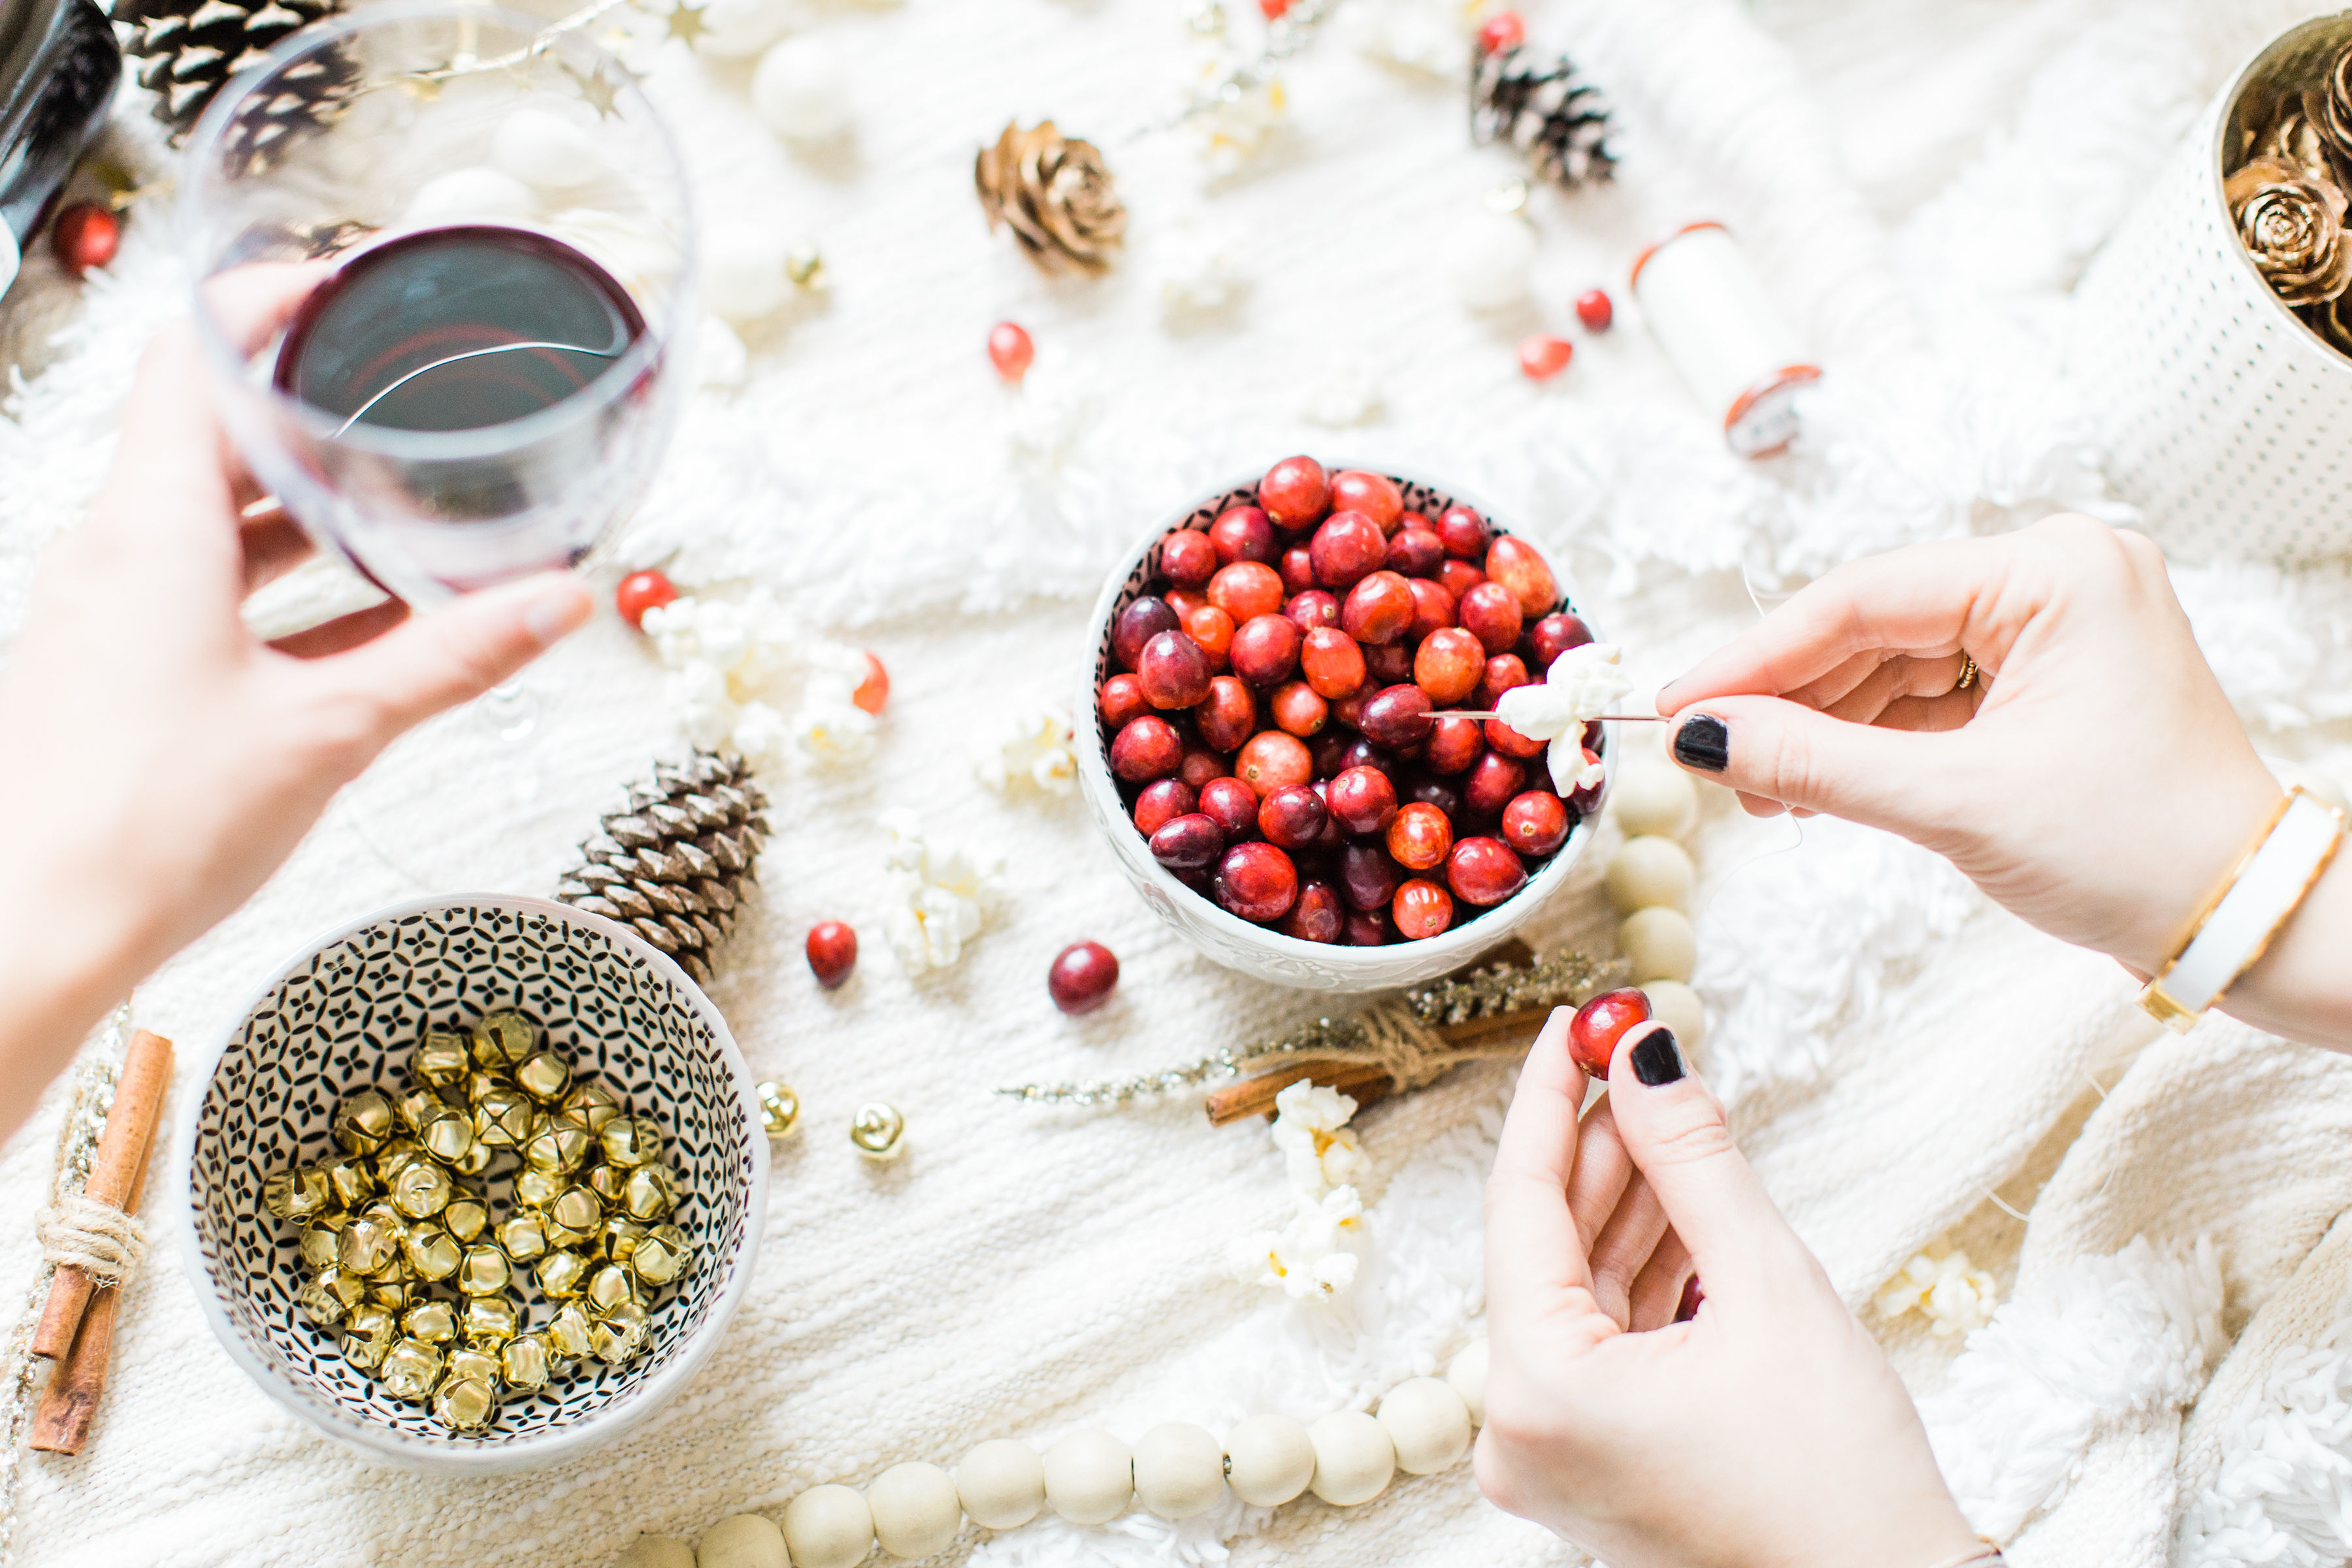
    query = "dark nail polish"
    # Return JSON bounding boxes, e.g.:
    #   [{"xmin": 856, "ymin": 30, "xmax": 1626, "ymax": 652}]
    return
[
  {"xmin": 1674, "ymin": 714, "xmax": 1728, "ymax": 773},
  {"xmin": 1631, "ymin": 1028, "xmax": 1684, "ymax": 1086}
]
